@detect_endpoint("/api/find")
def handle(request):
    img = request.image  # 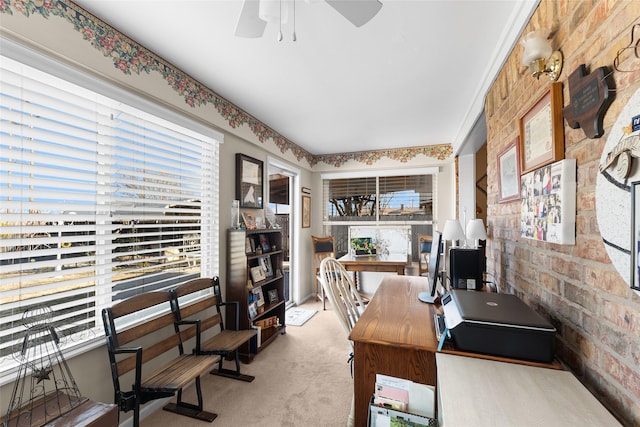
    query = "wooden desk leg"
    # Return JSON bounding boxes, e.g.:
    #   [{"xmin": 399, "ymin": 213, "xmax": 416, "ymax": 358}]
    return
[{"xmin": 353, "ymin": 341, "xmax": 373, "ymax": 427}]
